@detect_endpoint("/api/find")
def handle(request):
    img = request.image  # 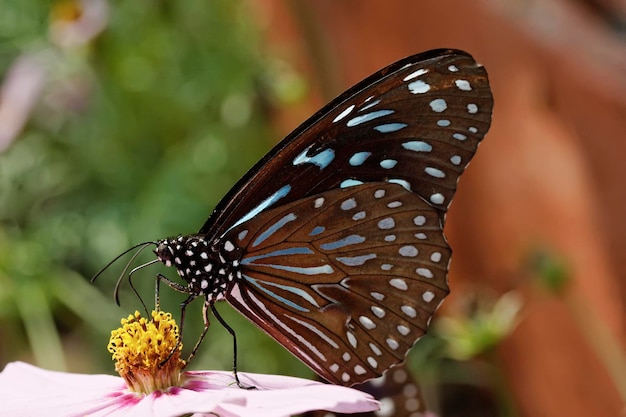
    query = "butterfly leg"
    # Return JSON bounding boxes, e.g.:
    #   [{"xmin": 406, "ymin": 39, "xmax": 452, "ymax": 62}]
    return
[
  {"xmin": 185, "ymin": 300, "xmax": 211, "ymax": 365},
  {"xmin": 155, "ymin": 273, "xmax": 188, "ymax": 311},
  {"xmin": 156, "ymin": 273, "xmax": 197, "ymax": 366},
  {"xmin": 210, "ymin": 302, "xmax": 256, "ymax": 390}
]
